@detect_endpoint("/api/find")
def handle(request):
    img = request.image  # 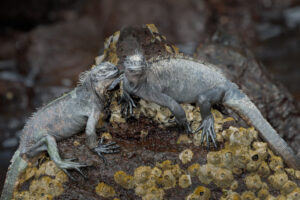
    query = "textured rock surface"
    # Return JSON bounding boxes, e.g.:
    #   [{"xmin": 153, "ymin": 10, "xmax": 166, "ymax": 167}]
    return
[{"xmin": 8, "ymin": 25, "xmax": 300, "ymax": 200}]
